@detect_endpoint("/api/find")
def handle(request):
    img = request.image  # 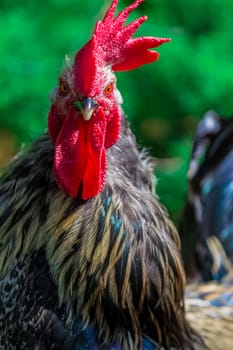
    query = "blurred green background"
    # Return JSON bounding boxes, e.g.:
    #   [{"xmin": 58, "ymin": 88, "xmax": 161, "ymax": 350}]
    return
[{"xmin": 0, "ymin": 0, "xmax": 233, "ymax": 223}]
